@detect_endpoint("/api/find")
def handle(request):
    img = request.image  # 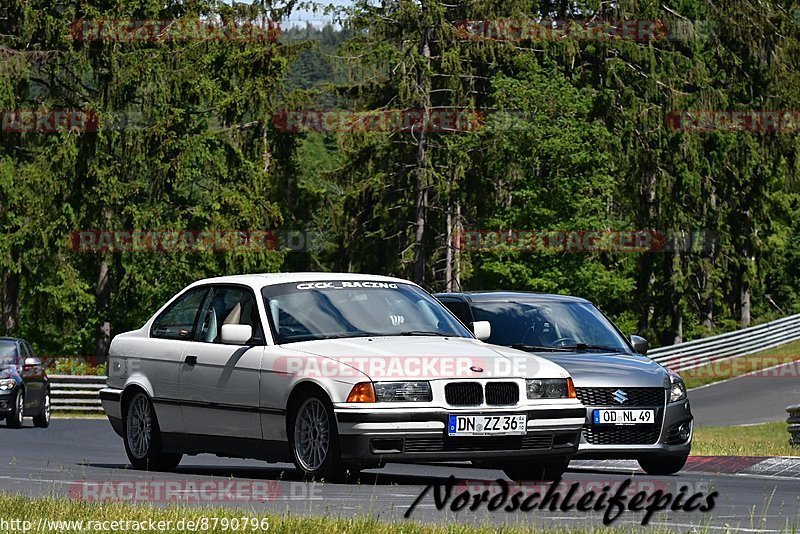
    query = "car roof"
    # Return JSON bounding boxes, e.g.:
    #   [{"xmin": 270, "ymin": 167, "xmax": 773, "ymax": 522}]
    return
[
  {"xmin": 189, "ymin": 272, "xmax": 416, "ymax": 291},
  {"xmin": 0, "ymin": 337, "xmax": 21, "ymax": 343},
  {"xmin": 434, "ymin": 291, "xmax": 591, "ymax": 304}
]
